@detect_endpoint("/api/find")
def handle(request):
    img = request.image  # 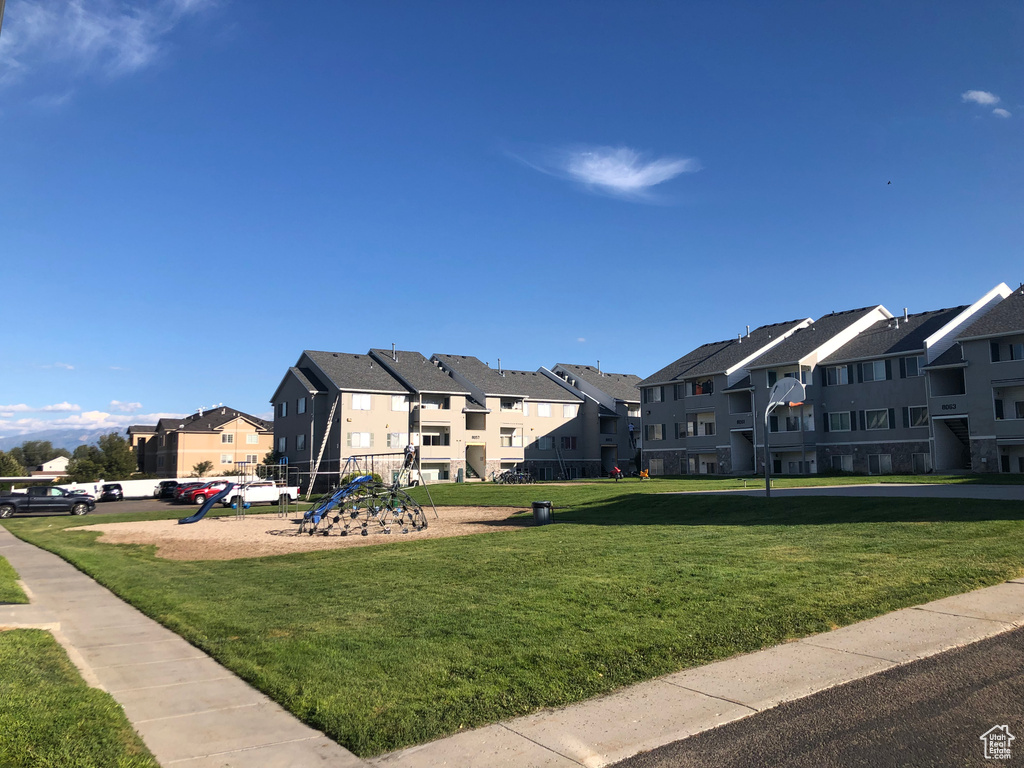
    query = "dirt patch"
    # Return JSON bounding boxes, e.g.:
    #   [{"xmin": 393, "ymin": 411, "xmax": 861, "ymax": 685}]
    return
[{"xmin": 69, "ymin": 506, "xmax": 534, "ymax": 561}]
